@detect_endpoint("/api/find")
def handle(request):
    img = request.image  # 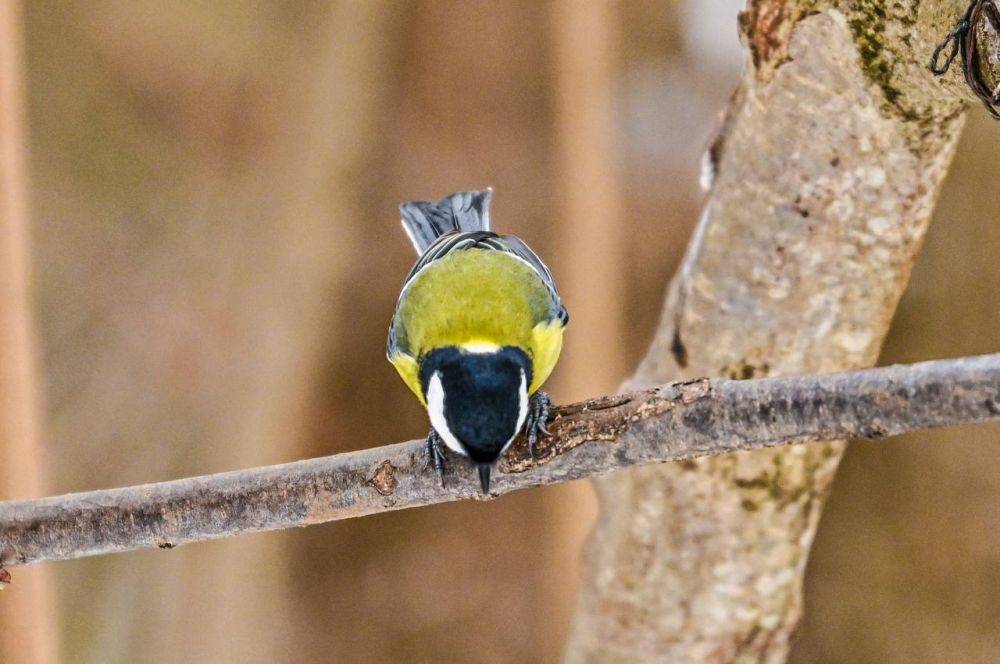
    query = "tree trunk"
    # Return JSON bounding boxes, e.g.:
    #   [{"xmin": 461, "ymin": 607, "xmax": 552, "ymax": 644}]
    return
[
  {"xmin": 565, "ymin": 1, "xmax": 994, "ymax": 661},
  {"xmin": 0, "ymin": 2, "xmax": 57, "ymax": 663}
]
